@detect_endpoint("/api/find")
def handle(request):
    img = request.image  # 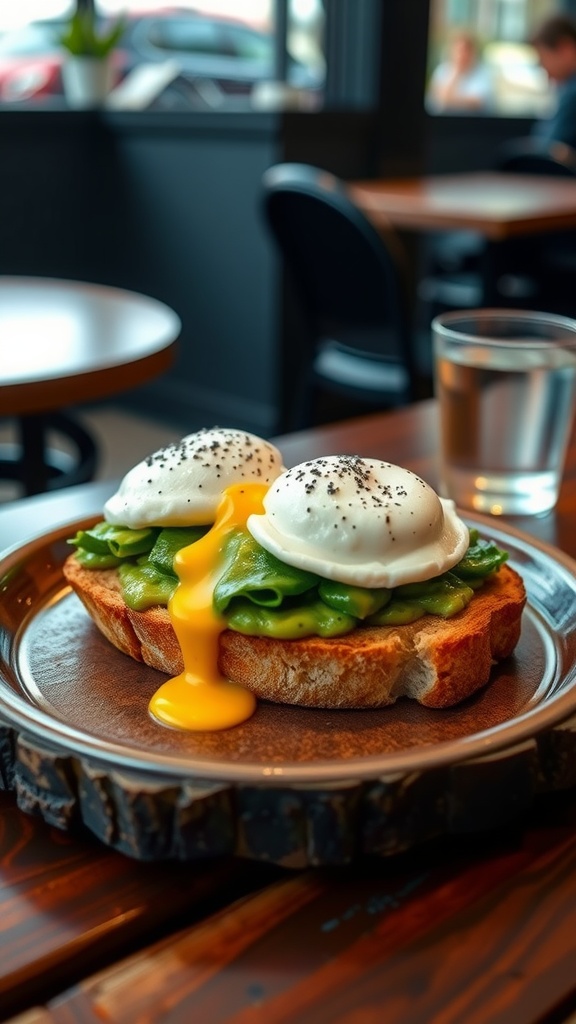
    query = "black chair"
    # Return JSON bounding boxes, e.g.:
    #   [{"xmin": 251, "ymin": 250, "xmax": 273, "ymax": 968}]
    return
[{"xmin": 261, "ymin": 163, "xmax": 419, "ymax": 431}]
